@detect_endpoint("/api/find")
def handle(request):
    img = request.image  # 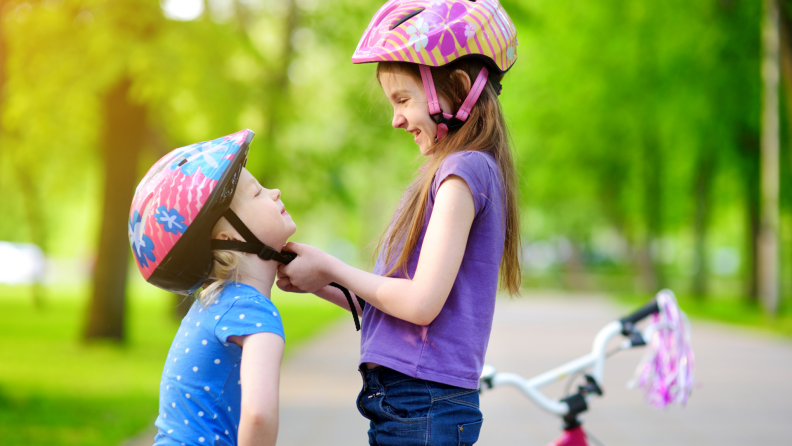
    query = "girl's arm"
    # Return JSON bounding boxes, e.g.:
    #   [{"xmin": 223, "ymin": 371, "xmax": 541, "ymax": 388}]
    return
[
  {"xmin": 231, "ymin": 332, "xmax": 284, "ymax": 446},
  {"xmin": 278, "ymin": 176, "xmax": 474, "ymax": 326},
  {"xmin": 276, "ymin": 278, "xmax": 365, "ymax": 316}
]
